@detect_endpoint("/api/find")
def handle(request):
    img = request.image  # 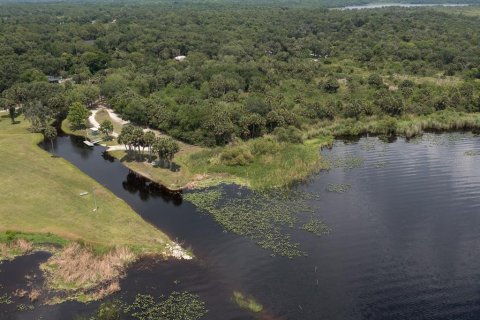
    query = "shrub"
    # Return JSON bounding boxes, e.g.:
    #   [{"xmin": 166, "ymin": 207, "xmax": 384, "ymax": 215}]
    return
[
  {"xmin": 219, "ymin": 144, "xmax": 254, "ymax": 166},
  {"xmin": 273, "ymin": 126, "xmax": 303, "ymax": 144},
  {"xmin": 321, "ymin": 77, "xmax": 340, "ymax": 93},
  {"xmin": 250, "ymin": 136, "xmax": 281, "ymax": 155},
  {"xmin": 306, "ymin": 102, "xmax": 336, "ymax": 120},
  {"xmin": 343, "ymin": 100, "xmax": 366, "ymax": 118},
  {"xmin": 376, "ymin": 93, "xmax": 404, "ymax": 116},
  {"xmin": 367, "ymin": 73, "xmax": 384, "ymax": 88}
]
